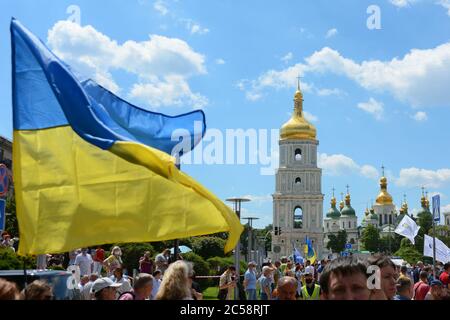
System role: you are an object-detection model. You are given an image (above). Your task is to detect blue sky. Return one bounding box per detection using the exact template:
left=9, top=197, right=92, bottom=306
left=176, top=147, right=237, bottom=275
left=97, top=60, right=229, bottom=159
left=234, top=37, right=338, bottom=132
left=2, top=0, right=450, bottom=228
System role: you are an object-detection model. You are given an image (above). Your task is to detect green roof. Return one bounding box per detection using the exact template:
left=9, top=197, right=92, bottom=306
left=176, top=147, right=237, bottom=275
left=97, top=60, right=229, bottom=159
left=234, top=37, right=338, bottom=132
left=341, top=205, right=356, bottom=216
left=327, top=206, right=341, bottom=219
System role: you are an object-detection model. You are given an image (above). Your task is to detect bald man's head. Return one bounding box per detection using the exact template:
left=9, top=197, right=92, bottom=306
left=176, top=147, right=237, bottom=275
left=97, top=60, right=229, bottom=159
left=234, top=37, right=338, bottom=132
left=277, top=276, right=298, bottom=300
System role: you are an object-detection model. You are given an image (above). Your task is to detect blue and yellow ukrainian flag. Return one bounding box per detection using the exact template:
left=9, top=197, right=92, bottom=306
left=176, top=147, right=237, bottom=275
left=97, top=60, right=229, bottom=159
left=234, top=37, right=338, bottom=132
left=11, top=19, right=243, bottom=255
left=303, top=236, right=317, bottom=264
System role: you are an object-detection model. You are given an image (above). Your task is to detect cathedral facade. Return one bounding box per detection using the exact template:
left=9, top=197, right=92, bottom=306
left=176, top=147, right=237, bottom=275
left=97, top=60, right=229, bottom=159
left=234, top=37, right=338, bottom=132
left=270, top=83, right=324, bottom=261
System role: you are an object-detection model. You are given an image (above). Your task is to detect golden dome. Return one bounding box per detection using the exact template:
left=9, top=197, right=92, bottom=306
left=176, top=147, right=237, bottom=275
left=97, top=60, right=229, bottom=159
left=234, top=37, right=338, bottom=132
left=280, top=84, right=316, bottom=141
left=376, top=176, right=393, bottom=205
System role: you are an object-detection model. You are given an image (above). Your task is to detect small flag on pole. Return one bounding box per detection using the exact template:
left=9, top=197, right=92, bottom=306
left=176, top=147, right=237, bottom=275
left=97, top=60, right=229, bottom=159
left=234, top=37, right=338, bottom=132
left=432, top=195, right=440, bottom=223
left=394, top=215, right=420, bottom=245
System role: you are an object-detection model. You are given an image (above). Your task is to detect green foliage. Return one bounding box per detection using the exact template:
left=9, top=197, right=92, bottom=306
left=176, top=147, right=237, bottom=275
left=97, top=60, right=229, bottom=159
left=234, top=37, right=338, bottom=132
left=4, top=195, right=18, bottom=237
left=394, top=239, right=423, bottom=264
left=182, top=252, right=210, bottom=276
left=361, top=224, right=380, bottom=252
left=378, top=233, right=402, bottom=254
left=191, top=236, right=227, bottom=259
left=206, top=256, right=246, bottom=275
left=182, top=252, right=211, bottom=290
left=0, top=248, right=35, bottom=270
left=113, top=243, right=154, bottom=272
left=417, top=211, right=433, bottom=235
left=429, top=226, right=450, bottom=248
left=326, top=230, right=348, bottom=253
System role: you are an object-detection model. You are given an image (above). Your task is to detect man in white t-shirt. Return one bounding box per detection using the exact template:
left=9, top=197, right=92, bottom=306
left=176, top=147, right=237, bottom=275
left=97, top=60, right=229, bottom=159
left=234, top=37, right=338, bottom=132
left=155, top=249, right=171, bottom=275
left=75, top=248, right=93, bottom=276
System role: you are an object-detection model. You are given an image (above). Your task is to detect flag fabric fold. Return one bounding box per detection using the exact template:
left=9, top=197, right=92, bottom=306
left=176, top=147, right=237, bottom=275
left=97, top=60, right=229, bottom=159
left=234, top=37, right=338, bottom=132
left=293, top=247, right=304, bottom=264
left=394, top=215, right=420, bottom=245
left=11, top=18, right=243, bottom=255
left=423, top=234, right=450, bottom=263
left=304, top=236, right=317, bottom=264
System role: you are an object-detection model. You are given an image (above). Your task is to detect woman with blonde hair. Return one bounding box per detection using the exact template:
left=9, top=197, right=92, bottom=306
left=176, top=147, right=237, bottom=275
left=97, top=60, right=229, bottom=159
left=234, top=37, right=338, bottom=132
left=103, top=246, right=123, bottom=276
left=155, top=260, right=194, bottom=300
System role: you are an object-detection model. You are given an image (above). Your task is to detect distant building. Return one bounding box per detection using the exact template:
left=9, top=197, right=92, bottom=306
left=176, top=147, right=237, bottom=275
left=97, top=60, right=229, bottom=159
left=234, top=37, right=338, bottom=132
left=323, top=188, right=359, bottom=256
left=444, top=212, right=450, bottom=227
left=0, top=135, right=13, bottom=198
left=270, top=81, right=324, bottom=261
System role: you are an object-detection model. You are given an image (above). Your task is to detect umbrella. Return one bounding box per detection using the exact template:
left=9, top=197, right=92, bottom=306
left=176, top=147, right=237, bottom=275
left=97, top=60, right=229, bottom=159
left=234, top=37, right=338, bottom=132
left=170, top=245, right=192, bottom=254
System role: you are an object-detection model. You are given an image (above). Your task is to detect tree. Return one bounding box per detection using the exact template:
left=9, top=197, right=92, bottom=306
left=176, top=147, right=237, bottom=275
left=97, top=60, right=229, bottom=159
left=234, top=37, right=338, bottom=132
left=378, top=234, right=402, bottom=254
left=417, top=211, right=433, bottom=236
left=326, top=230, right=347, bottom=253
left=113, top=243, right=154, bottom=272
left=0, top=248, right=35, bottom=270
left=191, top=236, right=227, bottom=259
left=394, top=238, right=423, bottom=264
left=429, top=225, right=450, bottom=248
left=4, top=194, right=18, bottom=237
left=182, top=252, right=211, bottom=290
left=361, top=224, right=380, bottom=252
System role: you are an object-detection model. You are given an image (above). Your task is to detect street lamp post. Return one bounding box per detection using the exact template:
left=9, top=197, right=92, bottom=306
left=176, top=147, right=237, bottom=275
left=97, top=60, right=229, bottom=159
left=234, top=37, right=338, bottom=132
left=226, top=197, right=250, bottom=300
left=241, top=217, right=259, bottom=263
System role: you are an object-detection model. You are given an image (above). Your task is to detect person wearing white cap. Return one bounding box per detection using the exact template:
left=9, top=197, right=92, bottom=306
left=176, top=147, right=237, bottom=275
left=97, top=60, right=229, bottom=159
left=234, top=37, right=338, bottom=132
left=299, top=269, right=320, bottom=300
left=90, top=277, right=122, bottom=300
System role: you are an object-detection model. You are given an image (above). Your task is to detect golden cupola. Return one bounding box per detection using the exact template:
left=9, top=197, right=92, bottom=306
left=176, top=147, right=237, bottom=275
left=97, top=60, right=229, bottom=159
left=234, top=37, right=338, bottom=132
left=280, top=80, right=317, bottom=141
left=376, top=175, right=393, bottom=205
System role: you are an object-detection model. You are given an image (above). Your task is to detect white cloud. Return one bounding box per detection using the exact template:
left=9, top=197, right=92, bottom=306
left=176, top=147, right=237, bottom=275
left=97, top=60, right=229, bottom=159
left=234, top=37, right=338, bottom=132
left=129, top=75, right=208, bottom=108
left=215, top=58, right=226, bottom=65
left=395, top=167, right=450, bottom=188
left=243, top=44, right=450, bottom=108
left=318, top=153, right=379, bottom=179
left=316, top=88, right=344, bottom=96
left=325, top=28, right=338, bottom=39
left=242, top=194, right=272, bottom=204
left=281, top=52, right=293, bottom=63
left=438, top=0, right=450, bottom=16
left=181, top=19, right=209, bottom=35
left=357, top=98, right=384, bottom=120
left=412, top=111, right=428, bottom=121
left=47, top=21, right=207, bottom=109
left=154, top=0, right=169, bottom=15
left=389, top=0, right=416, bottom=7
left=360, top=165, right=380, bottom=180
left=303, top=111, right=318, bottom=123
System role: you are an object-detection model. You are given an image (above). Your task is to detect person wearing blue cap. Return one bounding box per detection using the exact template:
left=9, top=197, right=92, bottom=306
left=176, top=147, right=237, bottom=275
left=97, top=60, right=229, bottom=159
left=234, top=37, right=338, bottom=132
left=424, top=280, right=443, bottom=300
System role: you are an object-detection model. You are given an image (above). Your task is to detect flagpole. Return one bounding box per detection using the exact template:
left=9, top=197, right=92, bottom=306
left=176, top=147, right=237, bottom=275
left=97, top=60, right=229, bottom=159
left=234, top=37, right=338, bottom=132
left=432, top=216, right=436, bottom=278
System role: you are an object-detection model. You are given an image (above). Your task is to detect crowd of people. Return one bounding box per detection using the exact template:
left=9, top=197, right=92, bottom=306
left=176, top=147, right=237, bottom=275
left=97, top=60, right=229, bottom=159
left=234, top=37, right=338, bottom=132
left=0, top=246, right=203, bottom=300
left=0, top=242, right=449, bottom=300
left=219, top=256, right=450, bottom=300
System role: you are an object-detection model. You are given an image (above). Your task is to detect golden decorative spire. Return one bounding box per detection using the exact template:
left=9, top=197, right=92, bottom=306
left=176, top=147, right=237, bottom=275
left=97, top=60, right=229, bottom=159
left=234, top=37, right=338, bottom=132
left=330, top=187, right=337, bottom=207
left=376, top=165, right=393, bottom=205
left=280, top=77, right=316, bottom=141
left=420, top=187, right=427, bottom=208
left=402, top=194, right=408, bottom=211
left=339, top=192, right=345, bottom=210
left=345, top=185, right=351, bottom=205
left=425, top=191, right=430, bottom=209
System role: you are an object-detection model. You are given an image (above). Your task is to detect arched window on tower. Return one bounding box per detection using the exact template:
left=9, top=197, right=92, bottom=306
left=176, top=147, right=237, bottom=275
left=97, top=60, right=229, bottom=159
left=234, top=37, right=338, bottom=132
left=350, top=238, right=355, bottom=244
left=348, top=221, right=351, bottom=228
left=295, top=149, right=302, bottom=161
left=295, top=177, right=301, bottom=184
left=294, top=207, right=303, bottom=229
left=389, top=215, right=392, bottom=225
